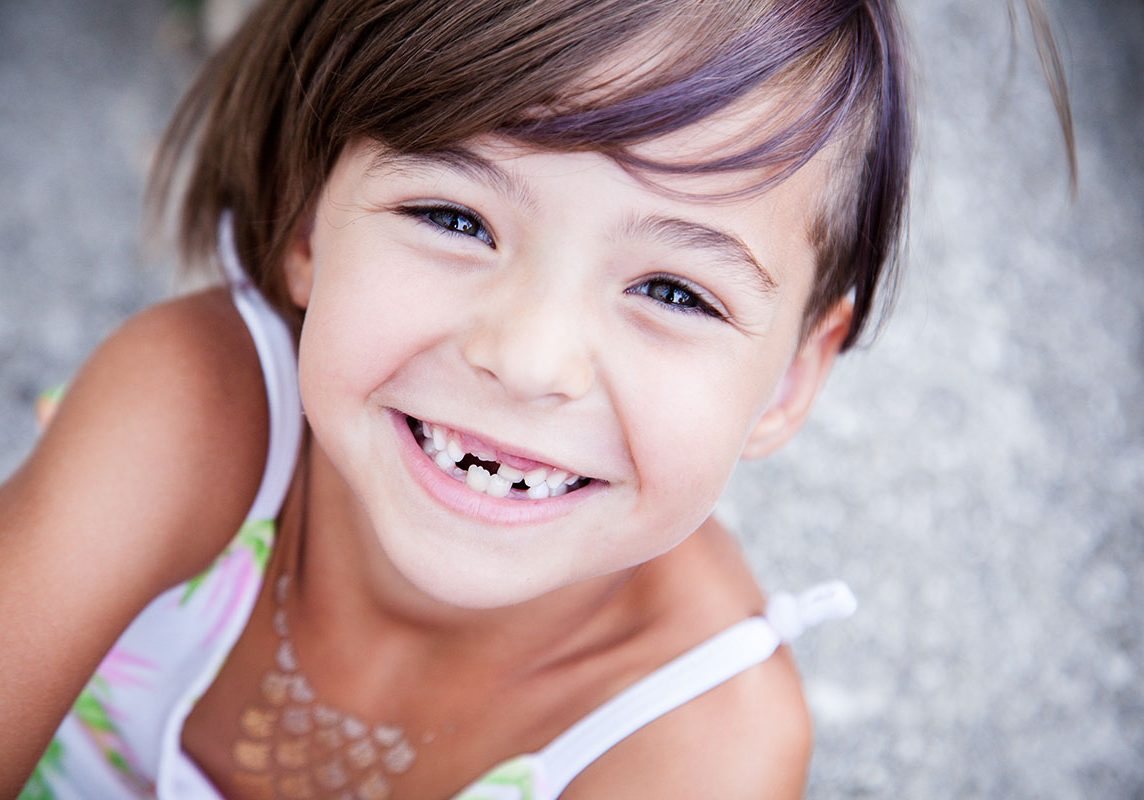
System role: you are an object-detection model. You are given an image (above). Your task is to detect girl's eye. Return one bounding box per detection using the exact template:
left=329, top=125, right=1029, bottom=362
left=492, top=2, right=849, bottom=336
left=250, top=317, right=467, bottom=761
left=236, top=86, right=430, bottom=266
left=628, top=276, right=725, bottom=319
left=400, top=204, right=495, bottom=248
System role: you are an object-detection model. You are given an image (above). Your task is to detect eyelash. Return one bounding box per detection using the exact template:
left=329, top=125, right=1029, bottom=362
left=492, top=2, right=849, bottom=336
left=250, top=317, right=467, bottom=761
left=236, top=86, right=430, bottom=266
left=397, top=205, right=724, bottom=320
left=627, top=275, right=725, bottom=320
left=398, top=203, right=496, bottom=248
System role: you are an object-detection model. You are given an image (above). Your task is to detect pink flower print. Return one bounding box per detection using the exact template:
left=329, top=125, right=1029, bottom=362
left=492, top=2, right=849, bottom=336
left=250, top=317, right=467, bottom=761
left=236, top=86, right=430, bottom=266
left=178, top=519, right=274, bottom=646
left=98, top=648, right=159, bottom=692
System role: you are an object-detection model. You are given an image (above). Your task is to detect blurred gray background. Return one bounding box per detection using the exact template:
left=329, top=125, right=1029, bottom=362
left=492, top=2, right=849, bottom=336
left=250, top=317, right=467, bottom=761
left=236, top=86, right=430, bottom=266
left=1, top=0, right=1141, bottom=797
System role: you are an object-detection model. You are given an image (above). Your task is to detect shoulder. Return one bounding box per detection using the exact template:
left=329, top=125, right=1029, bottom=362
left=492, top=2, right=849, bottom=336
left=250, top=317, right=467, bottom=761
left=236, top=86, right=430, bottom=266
left=0, top=288, right=274, bottom=792
left=8, top=287, right=271, bottom=589
left=563, top=522, right=813, bottom=799
left=564, top=642, right=812, bottom=800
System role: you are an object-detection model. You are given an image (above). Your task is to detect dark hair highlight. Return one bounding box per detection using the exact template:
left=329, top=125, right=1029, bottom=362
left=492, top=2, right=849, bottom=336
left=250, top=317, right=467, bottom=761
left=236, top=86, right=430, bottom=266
left=150, top=0, right=1071, bottom=349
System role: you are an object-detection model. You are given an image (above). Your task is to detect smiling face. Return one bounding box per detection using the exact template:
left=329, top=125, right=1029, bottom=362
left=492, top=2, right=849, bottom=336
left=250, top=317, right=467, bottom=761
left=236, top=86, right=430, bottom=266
left=284, top=134, right=850, bottom=609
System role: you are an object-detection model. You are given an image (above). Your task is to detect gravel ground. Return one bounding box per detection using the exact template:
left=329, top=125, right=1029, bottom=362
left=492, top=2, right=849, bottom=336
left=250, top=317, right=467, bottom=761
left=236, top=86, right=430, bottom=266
left=1, top=1, right=1141, bottom=797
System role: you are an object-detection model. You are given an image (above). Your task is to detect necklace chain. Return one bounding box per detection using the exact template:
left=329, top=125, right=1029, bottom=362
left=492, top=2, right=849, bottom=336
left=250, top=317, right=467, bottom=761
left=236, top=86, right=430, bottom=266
left=229, top=574, right=417, bottom=800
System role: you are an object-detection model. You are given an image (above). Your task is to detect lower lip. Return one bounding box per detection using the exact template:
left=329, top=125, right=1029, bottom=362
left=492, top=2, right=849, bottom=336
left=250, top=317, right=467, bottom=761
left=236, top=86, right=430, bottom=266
left=388, top=409, right=601, bottom=526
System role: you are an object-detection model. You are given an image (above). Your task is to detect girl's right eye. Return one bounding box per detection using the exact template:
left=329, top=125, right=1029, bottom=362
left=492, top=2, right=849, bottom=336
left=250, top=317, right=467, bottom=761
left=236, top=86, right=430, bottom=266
left=399, top=204, right=496, bottom=248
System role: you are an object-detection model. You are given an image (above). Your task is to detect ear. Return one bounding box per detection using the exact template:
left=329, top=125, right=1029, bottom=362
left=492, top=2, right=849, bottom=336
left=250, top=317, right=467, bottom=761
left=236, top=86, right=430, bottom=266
left=283, top=210, right=316, bottom=309
left=742, top=299, right=853, bottom=460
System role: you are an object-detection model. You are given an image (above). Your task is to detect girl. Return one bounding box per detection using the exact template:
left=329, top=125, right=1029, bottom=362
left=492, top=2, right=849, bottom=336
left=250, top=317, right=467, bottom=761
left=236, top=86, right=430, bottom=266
left=1, top=1, right=1069, bottom=798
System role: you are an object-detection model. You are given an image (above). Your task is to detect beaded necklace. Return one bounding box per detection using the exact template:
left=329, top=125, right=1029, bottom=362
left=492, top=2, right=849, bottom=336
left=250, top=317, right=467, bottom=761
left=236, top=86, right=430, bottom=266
left=229, top=443, right=418, bottom=800
left=229, top=571, right=418, bottom=799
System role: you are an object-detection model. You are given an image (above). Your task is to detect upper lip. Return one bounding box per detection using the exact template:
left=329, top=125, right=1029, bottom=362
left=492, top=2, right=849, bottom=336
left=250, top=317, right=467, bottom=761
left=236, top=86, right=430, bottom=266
left=401, top=410, right=597, bottom=480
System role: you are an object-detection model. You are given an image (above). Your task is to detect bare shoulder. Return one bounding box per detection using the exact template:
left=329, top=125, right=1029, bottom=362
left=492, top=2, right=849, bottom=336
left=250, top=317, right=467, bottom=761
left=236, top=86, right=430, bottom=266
left=564, top=644, right=812, bottom=800
left=0, top=288, right=272, bottom=792
left=5, top=286, right=270, bottom=588
left=564, top=522, right=813, bottom=799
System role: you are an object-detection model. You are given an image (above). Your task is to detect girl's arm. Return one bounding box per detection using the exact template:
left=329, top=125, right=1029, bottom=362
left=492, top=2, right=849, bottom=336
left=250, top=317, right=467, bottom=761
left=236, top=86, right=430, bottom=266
left=0, top=289, right=269, bottom=795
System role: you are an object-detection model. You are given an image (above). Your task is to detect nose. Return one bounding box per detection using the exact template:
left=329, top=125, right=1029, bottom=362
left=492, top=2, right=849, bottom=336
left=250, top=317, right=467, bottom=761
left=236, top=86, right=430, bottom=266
left=461, top=285, right=595, bottom=403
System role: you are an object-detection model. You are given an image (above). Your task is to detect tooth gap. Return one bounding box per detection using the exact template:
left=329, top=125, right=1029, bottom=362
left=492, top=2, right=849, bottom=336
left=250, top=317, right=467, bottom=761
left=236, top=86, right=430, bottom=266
left=458, top=453, right=500, bottom=473
left=410, top=416, right=595, bottom=496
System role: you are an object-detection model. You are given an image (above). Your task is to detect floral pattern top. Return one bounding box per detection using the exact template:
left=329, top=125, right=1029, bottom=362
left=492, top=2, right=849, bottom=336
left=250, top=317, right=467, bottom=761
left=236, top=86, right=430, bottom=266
left=20, top=512, right=551, bottom=800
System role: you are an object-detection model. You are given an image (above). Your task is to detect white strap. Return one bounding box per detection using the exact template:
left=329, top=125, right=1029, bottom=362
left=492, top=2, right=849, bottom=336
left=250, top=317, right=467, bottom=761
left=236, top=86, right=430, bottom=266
left=537, top=582, right=856, bottom=798
left=218, top=211, right=303, bottom=522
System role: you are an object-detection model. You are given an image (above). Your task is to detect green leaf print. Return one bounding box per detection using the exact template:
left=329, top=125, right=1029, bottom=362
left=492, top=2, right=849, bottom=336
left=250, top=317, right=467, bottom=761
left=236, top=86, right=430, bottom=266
left=18, top=773, right=52, bottom=800
left=108, top=750, right=131, bottom=776
left=41, top=738, right=63, bottom=770
left=38, top=384, right=66, bottom=404
left=236, top=519, right=274, bottom=571
left=74, top=688, right=116, bottom=733
left=180, top=518, right=275, bottom=605
left=20, top=739, right=63, bottom=800
left=454, top=755, right=536, bottom=800
left=179, top=568, right=210, bottom=605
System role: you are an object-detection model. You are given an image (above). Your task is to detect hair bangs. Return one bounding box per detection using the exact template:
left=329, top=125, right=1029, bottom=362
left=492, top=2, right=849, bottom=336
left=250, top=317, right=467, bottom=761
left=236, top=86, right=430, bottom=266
left=504, top=2, right=873, bottom=187
left=153, top=0, right=914, bottom=345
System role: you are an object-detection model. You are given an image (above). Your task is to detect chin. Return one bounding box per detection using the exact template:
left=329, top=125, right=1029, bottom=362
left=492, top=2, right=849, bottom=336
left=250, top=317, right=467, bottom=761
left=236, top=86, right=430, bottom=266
left=380, top=530, right=556, bottom=611
left=406, top=564, right=551, bottom=611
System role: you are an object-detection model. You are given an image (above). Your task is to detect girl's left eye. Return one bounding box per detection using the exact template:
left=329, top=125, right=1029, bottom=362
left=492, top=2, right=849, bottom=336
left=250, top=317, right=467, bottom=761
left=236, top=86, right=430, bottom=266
left=400, top=204, right=495, bottom=248
left=627, top=276, right=725, bottom=320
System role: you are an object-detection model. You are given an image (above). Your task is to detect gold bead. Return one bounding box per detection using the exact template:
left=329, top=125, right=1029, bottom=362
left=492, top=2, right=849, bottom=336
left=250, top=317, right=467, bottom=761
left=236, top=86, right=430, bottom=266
left=260, top=671, right=291, bottom=707
left=274, top=738, right=310, bottom=770
left=315, top=727, right=343, bottom=751
left=384, top=740, right=416, bottom=774
left=357, top=771, right=392, bottom=800
left=232, top=739, right=272, bottom=772
left=232, top=771, right=274, bottom=800
left=239, top=706, right=277, bottom=739
left=315, top=758, right=349, bottom=790
left=346, top=738, right=379, bottom=770
left=277, top=772, right=315, bottom=799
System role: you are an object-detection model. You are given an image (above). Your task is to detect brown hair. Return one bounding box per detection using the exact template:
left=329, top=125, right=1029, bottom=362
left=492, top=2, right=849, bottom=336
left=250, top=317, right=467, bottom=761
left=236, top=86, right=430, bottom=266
left=150, top=0, right=1072, bottom=348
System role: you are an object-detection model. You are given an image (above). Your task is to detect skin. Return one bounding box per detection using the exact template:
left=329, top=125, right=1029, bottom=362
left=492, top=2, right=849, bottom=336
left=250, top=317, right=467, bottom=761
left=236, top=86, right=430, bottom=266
left=0, top=117, right=851, bottom=797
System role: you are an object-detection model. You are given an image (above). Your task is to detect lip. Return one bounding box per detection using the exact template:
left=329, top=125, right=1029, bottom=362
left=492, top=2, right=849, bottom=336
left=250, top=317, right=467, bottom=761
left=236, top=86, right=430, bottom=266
left=388, top=409, right=603, bottom=526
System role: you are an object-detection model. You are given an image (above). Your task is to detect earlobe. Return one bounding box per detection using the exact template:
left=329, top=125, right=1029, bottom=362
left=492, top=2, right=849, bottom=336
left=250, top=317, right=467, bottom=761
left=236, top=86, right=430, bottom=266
left=741, top=300, right=853, bottom=460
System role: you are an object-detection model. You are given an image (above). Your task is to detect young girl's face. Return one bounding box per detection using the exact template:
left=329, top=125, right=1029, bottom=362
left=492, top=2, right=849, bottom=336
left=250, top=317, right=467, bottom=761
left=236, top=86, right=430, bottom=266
left=286, top=129, right=844, bottom=609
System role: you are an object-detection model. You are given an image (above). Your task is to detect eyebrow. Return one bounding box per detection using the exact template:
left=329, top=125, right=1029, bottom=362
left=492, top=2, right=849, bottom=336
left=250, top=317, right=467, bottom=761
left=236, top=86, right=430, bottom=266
left=619, top=215, right=778, bottom=296
left=368, top=147, right=539, bottom=213
left=369, top=147, right=777, bottom=295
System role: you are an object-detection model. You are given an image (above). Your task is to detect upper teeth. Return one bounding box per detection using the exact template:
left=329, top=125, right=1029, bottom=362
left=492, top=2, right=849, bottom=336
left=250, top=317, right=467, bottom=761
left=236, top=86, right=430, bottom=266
left=416, top=420, right=583, bottom=500
left=497, top=464, right=524, bottom=484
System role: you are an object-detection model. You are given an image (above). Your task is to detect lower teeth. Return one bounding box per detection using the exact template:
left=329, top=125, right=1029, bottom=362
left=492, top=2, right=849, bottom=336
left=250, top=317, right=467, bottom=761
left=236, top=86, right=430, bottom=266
left=410, top=417, right=587, bottom=500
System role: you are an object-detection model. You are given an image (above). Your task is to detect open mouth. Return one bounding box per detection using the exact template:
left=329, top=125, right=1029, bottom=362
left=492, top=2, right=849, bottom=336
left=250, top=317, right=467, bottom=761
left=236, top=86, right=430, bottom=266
left=406, top=415, right=593, bottom=501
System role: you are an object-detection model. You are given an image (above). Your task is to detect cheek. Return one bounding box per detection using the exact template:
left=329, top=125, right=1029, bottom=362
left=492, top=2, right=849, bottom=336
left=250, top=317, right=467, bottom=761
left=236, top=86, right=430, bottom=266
left=299, top=232, right=450, bottom=394
left=295, top=281, right=427, bottom=464
left=621, top=342, right=788, bottom=518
